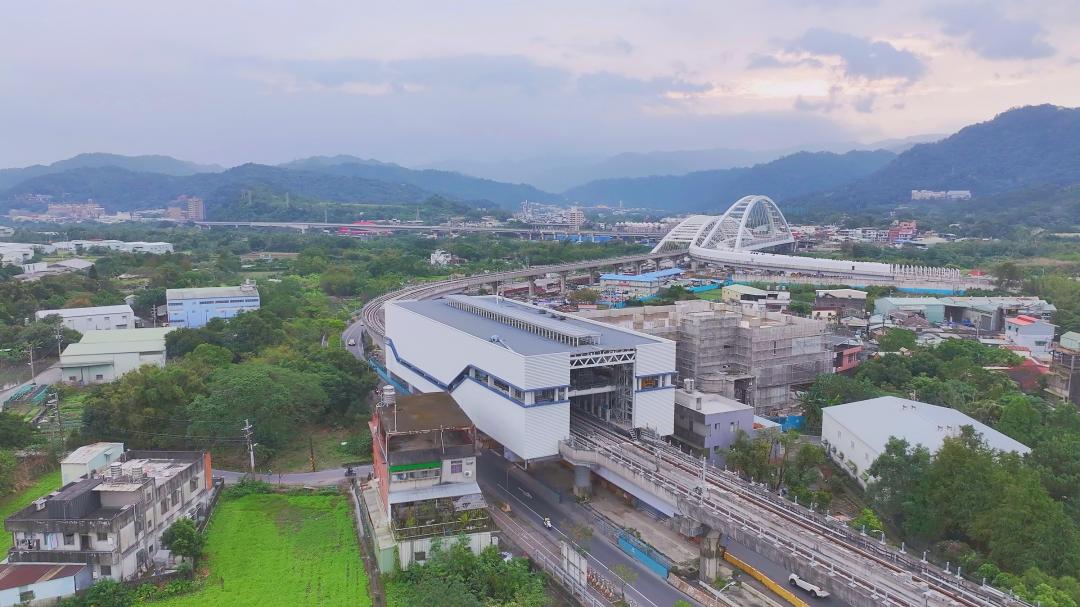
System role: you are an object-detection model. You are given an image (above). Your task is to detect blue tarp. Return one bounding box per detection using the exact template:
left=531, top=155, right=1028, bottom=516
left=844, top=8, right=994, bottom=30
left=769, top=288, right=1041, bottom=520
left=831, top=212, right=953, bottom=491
left=617, top=534, right=670, bottom=578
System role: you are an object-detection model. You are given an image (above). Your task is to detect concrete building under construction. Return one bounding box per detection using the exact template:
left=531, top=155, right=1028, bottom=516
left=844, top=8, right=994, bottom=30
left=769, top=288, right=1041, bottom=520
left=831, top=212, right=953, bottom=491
left=578, top=300, right=832, bottom=413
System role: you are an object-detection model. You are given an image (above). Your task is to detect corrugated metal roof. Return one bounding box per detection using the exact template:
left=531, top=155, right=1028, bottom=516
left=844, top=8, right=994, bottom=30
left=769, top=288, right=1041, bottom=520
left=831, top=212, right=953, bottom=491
left=599, top=268, right=683, bottom=282
left=388, top=481, right=482, bottom=504
left=166, top=285, right=259, bottom=300
left=62, top=442, right=124, bottom=465
left=78, top=328, right=174, bottom=344
left=823, top=396, right=1030, bottom=455
left=0, top=563, right=87, bottom=591
left=62, top=340, right=165, bottom=356
left=35, top=304, right=133, bottom=318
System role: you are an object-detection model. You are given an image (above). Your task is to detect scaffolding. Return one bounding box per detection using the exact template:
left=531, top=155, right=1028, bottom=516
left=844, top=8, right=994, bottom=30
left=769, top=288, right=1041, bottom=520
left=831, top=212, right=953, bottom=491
left=579, top=300, right=833, bottom=414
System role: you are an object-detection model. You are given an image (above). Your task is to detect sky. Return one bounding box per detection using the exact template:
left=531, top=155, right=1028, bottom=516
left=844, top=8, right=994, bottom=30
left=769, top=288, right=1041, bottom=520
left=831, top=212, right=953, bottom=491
left=3, top=0, right=1080, bottom=169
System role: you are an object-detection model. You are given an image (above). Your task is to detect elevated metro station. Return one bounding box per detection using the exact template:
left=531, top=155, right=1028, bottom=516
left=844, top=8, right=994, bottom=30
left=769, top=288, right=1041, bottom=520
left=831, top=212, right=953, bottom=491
left=384, top=295, right=676, bottom=460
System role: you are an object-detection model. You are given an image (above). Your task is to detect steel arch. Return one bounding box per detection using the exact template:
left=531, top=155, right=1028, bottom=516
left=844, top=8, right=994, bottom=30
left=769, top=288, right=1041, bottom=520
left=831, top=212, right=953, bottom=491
left=652, top=195, right=793, bottom=253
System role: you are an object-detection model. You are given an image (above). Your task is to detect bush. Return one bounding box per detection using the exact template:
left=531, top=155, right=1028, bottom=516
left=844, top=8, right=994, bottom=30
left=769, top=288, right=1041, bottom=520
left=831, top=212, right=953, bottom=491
left=222, top=478, right=273, bottom=499
left=162, top=518, right=204, bottom=560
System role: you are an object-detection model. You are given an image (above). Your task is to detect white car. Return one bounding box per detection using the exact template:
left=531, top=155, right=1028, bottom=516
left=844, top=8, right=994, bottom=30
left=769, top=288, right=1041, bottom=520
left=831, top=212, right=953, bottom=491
left=347, top=338, right=357, bottom=346
left=499, top=551, right=513, bottom=563
left=789, top=573, right=830, bottom=598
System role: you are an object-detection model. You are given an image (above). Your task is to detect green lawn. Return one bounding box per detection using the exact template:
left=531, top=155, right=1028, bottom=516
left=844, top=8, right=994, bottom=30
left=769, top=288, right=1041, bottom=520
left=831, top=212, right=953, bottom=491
left=0, top=470, right=62, bottom=553
left=154, top=492, right=370, bottom=607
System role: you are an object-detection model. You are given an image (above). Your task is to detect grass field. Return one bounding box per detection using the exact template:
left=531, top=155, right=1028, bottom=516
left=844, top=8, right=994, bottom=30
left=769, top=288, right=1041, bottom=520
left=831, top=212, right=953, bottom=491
left=154, top=491, right=370, bottom=607
left=0, top=470, right=62, bottom=553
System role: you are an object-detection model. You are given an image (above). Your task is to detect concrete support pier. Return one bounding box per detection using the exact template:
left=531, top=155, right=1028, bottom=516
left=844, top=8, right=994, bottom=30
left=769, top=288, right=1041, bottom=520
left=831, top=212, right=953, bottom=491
left=572, top=465, right=593, bottom=498
left=699, top=529, right=723, bottom=583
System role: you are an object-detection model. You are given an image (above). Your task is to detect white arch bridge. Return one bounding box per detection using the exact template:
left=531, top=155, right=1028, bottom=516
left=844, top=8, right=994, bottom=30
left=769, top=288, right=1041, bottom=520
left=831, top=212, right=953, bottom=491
left=655, top=195, right=963, bottom=282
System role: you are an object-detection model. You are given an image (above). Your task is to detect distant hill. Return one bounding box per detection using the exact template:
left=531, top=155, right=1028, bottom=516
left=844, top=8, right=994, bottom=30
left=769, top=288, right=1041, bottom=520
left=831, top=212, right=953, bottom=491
left=790, top=105, right=1080, bottom=214
left=281, top=155, right=561, bottom=207
left=0, top=153, right=222, bottom=190
left=563, top=150, right=897, bottom=212
left=0, top=164, right=433, bottom=214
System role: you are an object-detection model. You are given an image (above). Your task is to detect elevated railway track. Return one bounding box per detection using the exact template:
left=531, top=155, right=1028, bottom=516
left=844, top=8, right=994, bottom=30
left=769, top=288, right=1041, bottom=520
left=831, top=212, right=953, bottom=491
left=568, top=413, right=1030, bottom=607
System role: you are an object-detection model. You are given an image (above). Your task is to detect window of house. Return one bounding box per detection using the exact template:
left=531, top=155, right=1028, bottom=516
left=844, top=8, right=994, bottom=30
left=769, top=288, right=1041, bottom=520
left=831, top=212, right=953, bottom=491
left=63, top=533, right=74, bottom=545
left=97, top=532, right=108, bottom=542
left=159, top=500, right=167, bottom=514
left=190, top=477, right=198, bottom=492
left=69, top=376, right=77, bottom=382
left=95, top=374, right=104, bottom=380
left=451, top=460, right=463, bottom=474
left=18, top=590, right=33, bottom=602
left=100, top=565, right=112, bottom=577
left=730, top=422, right=736, bottom=434
left=172, top=489, right=181, bottom=505
left=414, top=551, right=426, bottom=562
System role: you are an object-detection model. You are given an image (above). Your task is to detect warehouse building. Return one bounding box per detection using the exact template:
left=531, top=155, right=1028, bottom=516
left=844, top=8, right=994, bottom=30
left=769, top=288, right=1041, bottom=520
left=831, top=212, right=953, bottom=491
left=35, top=304, right=135, bottom=332
left=60, top=328, right=173, bottom=384
left=874, top=296, right=1056, bottom=332
left=579, top=300, right=832, bottom=413
left=599, top=268, right=684, bottom=299
left=822, top=396, right=1030, bottom=487
left=385, top=295, right=676, bottom=460
left=165, top=281, right=260, bottom=328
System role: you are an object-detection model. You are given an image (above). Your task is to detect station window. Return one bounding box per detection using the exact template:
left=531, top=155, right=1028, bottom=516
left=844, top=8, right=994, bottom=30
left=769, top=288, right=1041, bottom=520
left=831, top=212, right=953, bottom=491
left=534, top=389, right=556, bottom=404
left=640, top=376, right=659, bottom=389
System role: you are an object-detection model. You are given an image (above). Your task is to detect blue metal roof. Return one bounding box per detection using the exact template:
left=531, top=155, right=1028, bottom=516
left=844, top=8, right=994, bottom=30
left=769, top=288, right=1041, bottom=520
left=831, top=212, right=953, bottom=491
left=599, top=268, right=684, bottom=282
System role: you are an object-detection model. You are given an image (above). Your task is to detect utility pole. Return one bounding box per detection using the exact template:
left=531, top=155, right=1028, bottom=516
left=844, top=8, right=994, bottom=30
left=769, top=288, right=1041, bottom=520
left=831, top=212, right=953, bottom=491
left=27, top=342, right=35, bottom=380
left=54, top=325, right=63, bottom=359
left=309, top=435, right=316, bottom=472
left=242, top=419, right=256, bottom=474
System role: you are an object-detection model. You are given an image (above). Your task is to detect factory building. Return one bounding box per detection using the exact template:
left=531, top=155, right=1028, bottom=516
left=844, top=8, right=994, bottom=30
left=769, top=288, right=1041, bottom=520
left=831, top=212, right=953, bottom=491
left=578, top=300, right=832, bottom=413
left=165, top=281, right=260, bottom=329
left=384, top=295, right=676, bottom=460
left=35, top=305, right=135, bottom=332
left=599, top=268, right=684, bottom=299
left=822, top=397, right=1030, bottom=487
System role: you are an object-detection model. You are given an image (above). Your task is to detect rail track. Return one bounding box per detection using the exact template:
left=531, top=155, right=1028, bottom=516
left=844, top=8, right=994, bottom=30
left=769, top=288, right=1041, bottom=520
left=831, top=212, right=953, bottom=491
left=569, top=413, right=1029, bottom=607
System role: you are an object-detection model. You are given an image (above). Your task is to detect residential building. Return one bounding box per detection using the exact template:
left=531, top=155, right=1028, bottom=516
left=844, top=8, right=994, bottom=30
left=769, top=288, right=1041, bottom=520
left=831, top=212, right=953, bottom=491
left=1048, top=331, right=1080, bottom=405
left=599, top=268, right=684, bottom=299
left=887, top=221, right=918, bottom=244
left=813, top=289, right=867, bottom=317
left=429, top=249, right=452, bottom=266
left=578, top=300, right=832, bottom=413
left=719, top=284, right=790, bottom=314
left=5, top=448, right=213, bottom=582
left=164, top=207, right=185, bottom=220
left=61, top=443, right=125, bottom=486
left=46, top=203, right=105, bottom=220
left=672, top=383, right=753, bottom=466
left=165, top=281, right=260, bottom=328
left=385, top=295, right=676, bottom=459
left=0, top=563, right=91, bottom=605
left=362, top=389, right=494, bottom=571
left=35, top=305, right=135, bottom=332
left=566, top=207, right=586, bottom=226
left=830, top=337, right=863, bottom=373
left=183, top=197, right=205, bottom=222
left=1004, top=315, right=1056, bottom=359
left=0, top=243, right=41, bottom=265
left=51, top=240, right=174, bottom=255
left=822, top=396, right=1029, bottom=487
left=60, top=328, right=174, bottom=384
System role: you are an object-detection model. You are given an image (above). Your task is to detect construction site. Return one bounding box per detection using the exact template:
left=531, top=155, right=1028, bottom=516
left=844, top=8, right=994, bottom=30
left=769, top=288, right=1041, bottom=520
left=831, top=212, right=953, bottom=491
left=578, top=300, right=832, bottom=413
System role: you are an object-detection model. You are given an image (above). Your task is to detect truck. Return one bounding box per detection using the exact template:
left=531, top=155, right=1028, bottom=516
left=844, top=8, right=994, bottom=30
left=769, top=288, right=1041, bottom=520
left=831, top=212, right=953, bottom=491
left=789, top=573, right=830, bottom=599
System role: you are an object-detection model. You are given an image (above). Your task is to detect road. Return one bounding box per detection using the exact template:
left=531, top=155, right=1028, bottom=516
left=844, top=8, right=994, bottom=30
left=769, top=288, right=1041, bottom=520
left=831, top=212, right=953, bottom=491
left=214, top=464, right=372, bottom=487
left=0, top=364, right=60, bottom=405
left=477, top=449, right=698, bottom=607
left=341, top=318, right=366, bottom=359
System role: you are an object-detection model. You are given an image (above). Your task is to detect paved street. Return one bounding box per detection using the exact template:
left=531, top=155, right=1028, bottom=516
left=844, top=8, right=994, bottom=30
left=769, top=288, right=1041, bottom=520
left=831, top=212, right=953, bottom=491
left=0, top=364, right=60, bottom=404
left=341, top=318, right=366, bottom=360
left=214, top=464, right=372, bottom=487
left=477, top=449, right=699, bottom=607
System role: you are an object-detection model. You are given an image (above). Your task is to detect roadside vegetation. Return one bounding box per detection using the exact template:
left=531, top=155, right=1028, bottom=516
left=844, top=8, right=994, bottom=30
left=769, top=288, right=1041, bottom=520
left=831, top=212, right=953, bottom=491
left=800, top=338, right=1080, bottom=606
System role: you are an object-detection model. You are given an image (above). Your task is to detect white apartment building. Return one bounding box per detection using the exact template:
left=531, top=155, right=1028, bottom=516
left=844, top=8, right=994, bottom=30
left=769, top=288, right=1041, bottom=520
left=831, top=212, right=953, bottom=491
left=1004, top=315, right=1057, bottom=359
left=385, top=295, right=676, bottom=459
left=35, top=305, right=135, bottom=332
left=52, top=240, right=174, bottom=255
left=5, top=448, right=213, bottom=582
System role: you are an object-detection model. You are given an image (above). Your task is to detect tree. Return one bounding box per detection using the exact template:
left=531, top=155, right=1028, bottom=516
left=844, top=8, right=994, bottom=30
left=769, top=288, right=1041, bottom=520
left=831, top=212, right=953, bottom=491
left=0, top=451, right=17, bottom=496
left=568, top=288, right=599, bottom=304
left=611, top=563, right=639, bottom=601
left=849, top=508, right=884, bottom=534
left=81, top=579, right=134, bottom=607
left=0, top=412, right=36, bottom=449
left=877, top=328, right=916, bottom=352
left=866, top=438, right=933, bottom=537
left=162, top=518, right=204, bottom=560
left=727, top=429, right=773, bottom=484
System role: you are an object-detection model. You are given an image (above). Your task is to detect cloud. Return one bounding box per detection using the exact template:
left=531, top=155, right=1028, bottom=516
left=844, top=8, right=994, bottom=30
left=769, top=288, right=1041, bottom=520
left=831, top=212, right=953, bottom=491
left=785, top=28, right=926, bottom=82
left=576, top=71, right=713, bottom=97
left=747, top=54, right=824, bottom=70
left=930, top=3, right=1055, bottom=60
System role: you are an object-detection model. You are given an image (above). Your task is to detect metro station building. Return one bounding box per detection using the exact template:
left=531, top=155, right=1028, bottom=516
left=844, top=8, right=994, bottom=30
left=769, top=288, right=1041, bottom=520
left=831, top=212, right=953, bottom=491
left=384, top=295, right=676, bottom=459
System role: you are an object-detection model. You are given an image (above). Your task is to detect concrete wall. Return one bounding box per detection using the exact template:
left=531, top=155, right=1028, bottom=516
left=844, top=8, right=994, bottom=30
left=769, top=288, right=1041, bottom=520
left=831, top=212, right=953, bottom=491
left=821, top=410, right=879, bottom=487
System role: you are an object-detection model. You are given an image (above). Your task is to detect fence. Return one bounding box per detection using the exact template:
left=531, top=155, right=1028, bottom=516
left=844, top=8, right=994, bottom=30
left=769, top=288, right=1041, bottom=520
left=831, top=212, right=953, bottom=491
left=616, top=534, right=671, bottom=578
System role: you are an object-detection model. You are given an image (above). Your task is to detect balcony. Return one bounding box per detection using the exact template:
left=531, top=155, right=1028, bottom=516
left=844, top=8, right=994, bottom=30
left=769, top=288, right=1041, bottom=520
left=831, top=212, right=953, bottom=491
left=7, top=548, right=118, bottom=566
left=391, top=508, right=493, bottom=541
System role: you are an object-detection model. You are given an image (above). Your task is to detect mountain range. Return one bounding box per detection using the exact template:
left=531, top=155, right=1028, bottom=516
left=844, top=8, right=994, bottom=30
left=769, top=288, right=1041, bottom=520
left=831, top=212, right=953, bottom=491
left=1, top=105, right=1078, bottom=225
